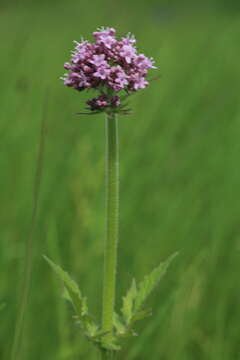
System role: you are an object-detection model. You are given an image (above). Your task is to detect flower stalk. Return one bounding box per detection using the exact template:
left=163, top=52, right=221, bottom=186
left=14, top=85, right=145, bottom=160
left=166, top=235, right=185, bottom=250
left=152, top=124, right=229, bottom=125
left=101, top=112, right=119, bottom=356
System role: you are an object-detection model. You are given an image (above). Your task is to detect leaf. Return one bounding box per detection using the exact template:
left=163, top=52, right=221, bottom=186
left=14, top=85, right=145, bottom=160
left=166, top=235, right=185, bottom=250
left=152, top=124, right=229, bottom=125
left=113, top=312, right=127, bottom=335
left=121, top=278, right=137, bottom=325
left=131, top=309, right=152, bottom=323
left=134, top=252, right=178, bottom=312
left=103, top=340, right=121, bottom=351
left=62, top=287, right=71, bottom=302
left=85, top=321, right=99, bottom=338
left=91, top=330, right=110, bottom=340
left=44, top=256, right=87, bottom=317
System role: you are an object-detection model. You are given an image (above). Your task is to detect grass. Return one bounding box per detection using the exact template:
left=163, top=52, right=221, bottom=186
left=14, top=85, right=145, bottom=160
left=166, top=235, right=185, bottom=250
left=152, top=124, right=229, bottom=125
left=1, top=1, right=240, bottom=359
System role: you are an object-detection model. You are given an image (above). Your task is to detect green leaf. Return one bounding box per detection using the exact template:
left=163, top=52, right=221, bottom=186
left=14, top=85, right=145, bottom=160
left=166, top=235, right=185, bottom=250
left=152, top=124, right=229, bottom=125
left=44, top=256, right=119, bottom=350
left=113, top=312, right=127, bottom=335
left=85, top=321, right=99, bottom=338
left=121, top=278, right=137, bottom=325
left=91, top=330, right=110, bottom=340
left=44, top=255, right=87, bottom=317
left=103, top=340, right=121, bottom=351
left=134, top=252, right=178, bottom=312
left=131, top=309, right=152, bottom=323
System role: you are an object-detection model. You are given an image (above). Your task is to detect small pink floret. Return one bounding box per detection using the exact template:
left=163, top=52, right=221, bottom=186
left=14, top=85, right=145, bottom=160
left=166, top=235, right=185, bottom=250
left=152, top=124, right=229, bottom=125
left=93, top=66, right=110, bottom=80
left=119, top=44, right=136, bottom=64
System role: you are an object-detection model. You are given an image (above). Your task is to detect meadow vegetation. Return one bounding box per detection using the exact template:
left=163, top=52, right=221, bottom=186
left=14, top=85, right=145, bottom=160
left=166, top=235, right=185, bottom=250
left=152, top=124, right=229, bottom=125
left=1, top=1, right=240, bottom=359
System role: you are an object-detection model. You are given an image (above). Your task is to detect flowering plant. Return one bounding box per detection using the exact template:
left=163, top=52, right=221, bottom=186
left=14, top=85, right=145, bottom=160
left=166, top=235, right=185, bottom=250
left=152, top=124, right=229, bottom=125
left=46, top=27, right=177, bottom=360
left=62, top=27, right=156, bottom=114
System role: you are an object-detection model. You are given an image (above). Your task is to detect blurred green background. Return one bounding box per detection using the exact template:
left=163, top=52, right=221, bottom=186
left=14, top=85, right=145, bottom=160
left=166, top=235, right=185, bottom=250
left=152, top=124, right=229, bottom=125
left=1, top=0, right=240, bottom=359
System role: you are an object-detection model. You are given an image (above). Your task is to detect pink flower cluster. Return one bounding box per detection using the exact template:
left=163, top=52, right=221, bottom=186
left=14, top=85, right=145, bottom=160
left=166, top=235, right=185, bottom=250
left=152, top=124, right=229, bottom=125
left=62, top=27, right=156, bottom=112
left=86, top=95, right=120, bottom=111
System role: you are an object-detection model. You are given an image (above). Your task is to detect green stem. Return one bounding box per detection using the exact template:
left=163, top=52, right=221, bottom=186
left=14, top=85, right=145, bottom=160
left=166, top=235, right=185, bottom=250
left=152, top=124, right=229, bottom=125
left=100, top=350, right=111, bottom=360
left=101, top=112, right=119, bottom=353
left=101, top=350, right=116, bottom=360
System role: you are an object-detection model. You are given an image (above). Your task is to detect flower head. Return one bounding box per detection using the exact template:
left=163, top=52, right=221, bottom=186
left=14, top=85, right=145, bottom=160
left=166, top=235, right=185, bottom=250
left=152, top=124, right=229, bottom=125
left=61, top=27, right=157, bottom=114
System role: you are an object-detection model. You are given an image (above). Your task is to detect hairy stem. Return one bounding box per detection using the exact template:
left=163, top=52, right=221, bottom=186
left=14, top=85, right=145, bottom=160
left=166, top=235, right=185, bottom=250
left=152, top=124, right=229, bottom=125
left=101, top=112, right=119, bottom=353
left=101, top=350, right=116, bottom=360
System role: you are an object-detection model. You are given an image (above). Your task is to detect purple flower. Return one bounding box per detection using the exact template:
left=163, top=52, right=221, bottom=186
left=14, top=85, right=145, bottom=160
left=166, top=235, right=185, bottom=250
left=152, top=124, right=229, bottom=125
left=93, top=27, right=117, bottom=49
left=108, top=66, right=129, bottom=91
left=134, top=54, right=156, bottom=71
left=72, top=41, right=94, bottom=63
left=61, top=27, right=157, bottom=112
left=119, top=44, right=136, bottom=64
left=121, top=34, right=136, bottom=46
left=93, top=65, right=111, bottom=80
left=101, top=35, right=116, bottom=49
left=130, top=74, right=149, bottom=90
left=90, top=54, right=107, bottom=67
left=86, top=95, right=121, bottom=111
left=111, top=96, right=121, bottom=108
left=93, top=27, right=116, bottom=40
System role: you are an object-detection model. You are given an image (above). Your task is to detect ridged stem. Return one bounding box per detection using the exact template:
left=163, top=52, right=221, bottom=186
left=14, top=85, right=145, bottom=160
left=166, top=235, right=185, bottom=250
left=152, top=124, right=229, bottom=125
left=101, top=112, right=119, bottom=357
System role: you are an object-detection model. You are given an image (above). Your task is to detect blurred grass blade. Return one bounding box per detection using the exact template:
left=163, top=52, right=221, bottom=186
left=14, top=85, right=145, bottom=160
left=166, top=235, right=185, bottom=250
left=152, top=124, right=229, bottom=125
left=11, top=93, right=48, bottom=360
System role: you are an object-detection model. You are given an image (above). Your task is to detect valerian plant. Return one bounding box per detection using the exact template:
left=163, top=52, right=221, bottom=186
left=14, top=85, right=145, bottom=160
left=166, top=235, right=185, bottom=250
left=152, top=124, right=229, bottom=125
left=45, top=27, right=178, bottom=359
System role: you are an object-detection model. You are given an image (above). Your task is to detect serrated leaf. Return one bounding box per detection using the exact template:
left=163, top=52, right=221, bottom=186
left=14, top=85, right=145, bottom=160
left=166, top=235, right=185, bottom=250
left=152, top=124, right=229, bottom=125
left=121, top=278, right=137, bottom=325
left=130, top=309, right=152, bottom=323
left=134, top=252, right=178, bottom=312
left=103, top=340, right=121, bottom=351
left=85, top=321, right=99, bottom=338
left=91, top=330, right=109, bottom=340
left=62, top=287, right=71, bottom=302
left=113, top=312, right=127, bottom=335
left=44, top=255, right=87, bottom=317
